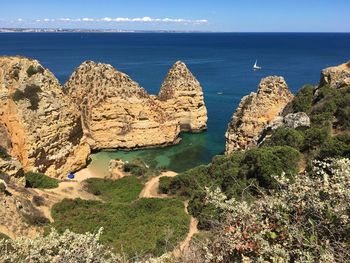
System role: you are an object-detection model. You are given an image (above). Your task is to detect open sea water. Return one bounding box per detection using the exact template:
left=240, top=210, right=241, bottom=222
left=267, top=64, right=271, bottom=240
left=1, top=33, right=350, bottom=174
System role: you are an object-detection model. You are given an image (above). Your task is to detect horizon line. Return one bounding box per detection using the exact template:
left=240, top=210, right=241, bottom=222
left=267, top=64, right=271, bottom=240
left=0, top=28, right=350, bottom=34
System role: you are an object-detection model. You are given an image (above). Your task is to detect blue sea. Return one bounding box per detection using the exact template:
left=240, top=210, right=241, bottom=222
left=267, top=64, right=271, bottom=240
left=1, top=33, right=350, bottom=173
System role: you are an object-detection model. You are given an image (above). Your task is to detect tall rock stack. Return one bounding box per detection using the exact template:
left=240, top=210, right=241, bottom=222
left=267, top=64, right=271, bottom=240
left=0, top=56, right=90, bottom=178
left=64, top=61, right=180, bottom=149
left=157, top=61, right=208, bottom=132
left=225, top=76, right=293, bottom=154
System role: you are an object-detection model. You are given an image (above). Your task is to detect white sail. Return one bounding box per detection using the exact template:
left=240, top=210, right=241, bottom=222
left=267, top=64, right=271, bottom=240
left=253, top=59, right=261, bottom=70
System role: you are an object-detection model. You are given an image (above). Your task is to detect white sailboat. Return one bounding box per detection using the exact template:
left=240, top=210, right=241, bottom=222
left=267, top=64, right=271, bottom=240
left=253, top=60, right=262, bottom=71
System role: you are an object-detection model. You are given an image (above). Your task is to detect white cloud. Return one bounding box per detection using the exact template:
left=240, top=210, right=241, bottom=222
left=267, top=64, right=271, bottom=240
left=28, top=16, right=208, bottom=24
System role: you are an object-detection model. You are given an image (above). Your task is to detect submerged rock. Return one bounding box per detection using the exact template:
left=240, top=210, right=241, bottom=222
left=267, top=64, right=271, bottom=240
left=64, top=61, right=180, bottom=150
left=0, top=56, right=90, bottom=178
left=320, top=61, right=350, bottom=89
left=157, top=61, right=208, bottom=132
left=225, top=76, right=293, bottom=154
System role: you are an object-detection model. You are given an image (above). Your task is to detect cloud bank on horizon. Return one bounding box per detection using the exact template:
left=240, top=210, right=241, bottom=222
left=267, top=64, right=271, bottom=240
left=1, top=17, right=208, bottom=29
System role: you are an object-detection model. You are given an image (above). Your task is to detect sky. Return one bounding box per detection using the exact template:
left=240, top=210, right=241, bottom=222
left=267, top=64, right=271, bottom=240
left=0, top=0, right=349, bottom=32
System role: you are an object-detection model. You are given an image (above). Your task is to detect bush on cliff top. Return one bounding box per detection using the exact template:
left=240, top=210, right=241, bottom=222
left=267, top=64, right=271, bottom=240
left=26, top=65, right=44, bottom=77
left=25, top=172, right=59, bottom=189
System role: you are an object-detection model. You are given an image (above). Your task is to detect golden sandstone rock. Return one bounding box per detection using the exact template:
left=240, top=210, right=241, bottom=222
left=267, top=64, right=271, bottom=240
left=0, top=56, right=90, bottom=178
left=320, top=61, right=350, bottom=89
left=225, top=76, right=293, bottom=154
left=64, top=60, right=207, bottom=150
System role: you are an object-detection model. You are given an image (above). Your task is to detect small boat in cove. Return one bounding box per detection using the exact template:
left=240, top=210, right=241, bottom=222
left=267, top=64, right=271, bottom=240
left=253, top=60, right=262, bottom=71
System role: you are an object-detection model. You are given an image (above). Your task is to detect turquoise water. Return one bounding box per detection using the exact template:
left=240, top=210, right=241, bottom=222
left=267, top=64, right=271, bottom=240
left=1, top=33, right=350, bottom=173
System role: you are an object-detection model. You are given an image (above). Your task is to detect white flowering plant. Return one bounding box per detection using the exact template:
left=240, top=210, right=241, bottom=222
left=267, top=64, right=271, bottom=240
left=0, top=228, right=122, bottom=263
left=196, top=158, right=350, bottom=263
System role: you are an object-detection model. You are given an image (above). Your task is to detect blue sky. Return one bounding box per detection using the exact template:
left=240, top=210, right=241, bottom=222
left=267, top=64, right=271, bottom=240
left=0, top=0, right=349, bottom=32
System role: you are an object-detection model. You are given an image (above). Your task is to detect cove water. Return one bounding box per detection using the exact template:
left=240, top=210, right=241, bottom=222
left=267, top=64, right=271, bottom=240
left=1, top=33, right=350, bottom=174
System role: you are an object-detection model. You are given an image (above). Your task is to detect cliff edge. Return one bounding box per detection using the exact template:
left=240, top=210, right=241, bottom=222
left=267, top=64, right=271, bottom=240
left=0, top=56, right=90, bottom=178
left=225, top=76, right=293, bottom=154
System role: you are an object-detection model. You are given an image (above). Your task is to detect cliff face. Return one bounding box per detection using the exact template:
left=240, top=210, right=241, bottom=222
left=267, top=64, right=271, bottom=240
left=64, top=61, right=180, bottom=149
left=0, top=56, right=90, bottom=178
left=320, top=61, right=350, bottom=89
left=225, top=76, right=293, bottom=154
left=157, top=61, right=208, bottom=132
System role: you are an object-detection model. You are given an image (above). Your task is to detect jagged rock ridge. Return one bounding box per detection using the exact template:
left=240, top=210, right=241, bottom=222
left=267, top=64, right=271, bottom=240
left=64, top=61, right=180, bottom=149
left=225, top=76, right=293, bottom=154
left=0, top=56, right=90, bottom=178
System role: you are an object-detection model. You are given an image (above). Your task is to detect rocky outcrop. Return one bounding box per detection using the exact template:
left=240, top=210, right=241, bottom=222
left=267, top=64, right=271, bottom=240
left=320, top=61, right=350, bottom=89
left=157, top=61, right=207, bottom=132
left=64, top=61, right=180, bottom=150
left=0, top=56, right=90, bottom=178
left=225, top=76, right=293, bottom=154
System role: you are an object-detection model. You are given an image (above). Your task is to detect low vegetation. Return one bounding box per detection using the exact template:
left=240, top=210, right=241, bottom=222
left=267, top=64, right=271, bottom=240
left=189, top=158, right=350, bottom=262
left=0, top=228, right=121, bottom=263
left=51, top=176, right=190, bottom=258
left=11, top=84, right=42, bottom=110
left=0, top=146, right=11, bottom=161
left=0, top=233, right=9, bottom=240
left=25, top=172, right=59, bottom=189
left=160, top=146, right=301, bottom=229
left=26, top=65, right=44, bottom=77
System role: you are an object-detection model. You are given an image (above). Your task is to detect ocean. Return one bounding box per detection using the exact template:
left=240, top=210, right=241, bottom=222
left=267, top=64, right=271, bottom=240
left=1, top=33, right=350, bottom=173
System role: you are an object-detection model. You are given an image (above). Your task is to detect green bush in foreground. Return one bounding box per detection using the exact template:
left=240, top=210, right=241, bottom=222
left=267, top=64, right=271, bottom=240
left=26, top=65, right=44, bottom=77
left=194, top=158, right=350, bottom=263
left=25, top=172, right=59, bottom=189
left=51, top=177, right=190, bottom=257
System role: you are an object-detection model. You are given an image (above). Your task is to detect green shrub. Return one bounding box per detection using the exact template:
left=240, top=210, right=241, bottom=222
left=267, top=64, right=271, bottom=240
left=303, top=127, right=330, bottom=151
left=25, top=172, right=59, bottom=189
left=26, top=65, right=44, bottom=77
left=319, top=134, right=350, bottom=159
left=283, top=85, right=314, bottom=115
left=239, top=146, right=301, bottom=189
left=263, top=127, right=305, bottom=150
left=158, top=176, right=172, bottom=194
left=122, top=159, right=148, bottom=176
left=84, top=177, right=143, bottom=203
left=335, top=90, right=350, bottom=130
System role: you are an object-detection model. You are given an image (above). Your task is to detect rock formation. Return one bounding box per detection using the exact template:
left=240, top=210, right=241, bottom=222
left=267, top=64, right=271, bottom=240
left=0, top=56, right=90, bottom=178
left=320, top=61, right=350, bottom=89
left=225, top=76, right=293, bottom=154
left=157, top=61, right=208, bottom=132
left=64, top=61, right=180, bottom=149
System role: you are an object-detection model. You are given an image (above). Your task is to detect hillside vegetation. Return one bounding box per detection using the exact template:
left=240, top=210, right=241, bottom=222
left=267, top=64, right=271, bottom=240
left=161, top=79, right=350, bottom=261
left=51, top=176, right=190, bottom=258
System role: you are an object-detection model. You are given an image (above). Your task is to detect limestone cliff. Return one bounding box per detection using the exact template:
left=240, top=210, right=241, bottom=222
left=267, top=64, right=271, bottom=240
left=225, top=76, right=293, bottom=154
left=320, top=61, right=350, bottom=89
left=157, top=61, right=208, bottom=132
left=64, top=61, right=180, bottom=149
left=0, top=56, right=90, bottom=178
